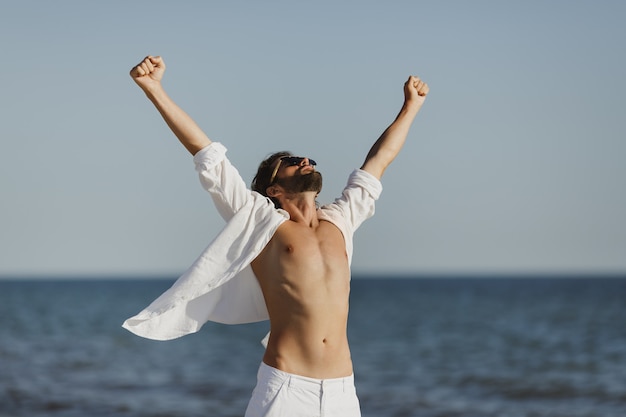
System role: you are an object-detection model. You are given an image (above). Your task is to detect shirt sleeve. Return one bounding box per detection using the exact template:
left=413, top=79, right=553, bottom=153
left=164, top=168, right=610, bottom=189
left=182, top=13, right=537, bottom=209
left=320, top=168, right=383, bottom=234
left=193, top=142, right=254, bottom=221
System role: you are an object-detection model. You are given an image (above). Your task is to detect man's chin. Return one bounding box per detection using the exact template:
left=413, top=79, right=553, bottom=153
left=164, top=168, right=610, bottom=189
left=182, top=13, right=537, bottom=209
left=277, top=172, right=323, bottom=194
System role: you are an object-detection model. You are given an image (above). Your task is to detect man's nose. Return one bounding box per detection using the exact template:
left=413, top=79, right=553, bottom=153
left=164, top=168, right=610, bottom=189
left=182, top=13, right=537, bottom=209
left=299, top=158, right=311, bottom=166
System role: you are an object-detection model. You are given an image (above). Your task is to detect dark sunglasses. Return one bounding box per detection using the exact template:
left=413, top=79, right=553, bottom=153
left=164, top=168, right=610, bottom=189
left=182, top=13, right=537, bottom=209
left=270, top=156, right=317, bottom=184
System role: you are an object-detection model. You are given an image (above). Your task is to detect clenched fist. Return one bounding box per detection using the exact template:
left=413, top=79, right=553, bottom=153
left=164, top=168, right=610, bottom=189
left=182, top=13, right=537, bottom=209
left=130, top=56, right=166, bottom=93
left=404, top=75, right=429, bottom=109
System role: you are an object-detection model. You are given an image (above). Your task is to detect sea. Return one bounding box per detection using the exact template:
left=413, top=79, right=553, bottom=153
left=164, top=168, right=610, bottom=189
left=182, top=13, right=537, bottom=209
left=1, top=276, right=625, bottom=417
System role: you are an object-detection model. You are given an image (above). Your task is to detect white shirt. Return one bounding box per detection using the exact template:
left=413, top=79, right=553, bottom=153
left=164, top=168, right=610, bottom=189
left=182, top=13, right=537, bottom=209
left=122, top=142, right=382, bottom=341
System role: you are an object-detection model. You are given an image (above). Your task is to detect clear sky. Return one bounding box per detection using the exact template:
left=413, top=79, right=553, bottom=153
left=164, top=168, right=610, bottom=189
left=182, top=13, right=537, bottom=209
left=1, top=1, right=625, bottom=278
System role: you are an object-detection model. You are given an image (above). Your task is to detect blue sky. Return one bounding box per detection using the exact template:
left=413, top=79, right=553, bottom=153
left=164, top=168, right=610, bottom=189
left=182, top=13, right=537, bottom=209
left=1, top=1, right=625, bottom=277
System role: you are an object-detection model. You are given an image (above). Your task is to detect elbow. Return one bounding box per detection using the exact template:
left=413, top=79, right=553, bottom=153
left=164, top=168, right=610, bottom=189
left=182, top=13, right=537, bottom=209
left=361, top=155, right=389, bottom=180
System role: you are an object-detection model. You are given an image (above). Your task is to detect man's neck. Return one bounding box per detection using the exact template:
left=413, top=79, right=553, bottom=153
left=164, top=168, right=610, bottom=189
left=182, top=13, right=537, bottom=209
left=279, top=192, right=319, bottom=227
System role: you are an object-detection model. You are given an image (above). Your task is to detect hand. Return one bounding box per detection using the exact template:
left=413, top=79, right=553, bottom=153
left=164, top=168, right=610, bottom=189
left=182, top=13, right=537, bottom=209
left=130, top=56, right=166, bottom=92
left=404, top=75, right=429, bottom=109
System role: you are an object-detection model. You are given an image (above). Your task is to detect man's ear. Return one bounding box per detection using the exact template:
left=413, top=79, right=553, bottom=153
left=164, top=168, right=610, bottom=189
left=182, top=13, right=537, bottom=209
left=266, top=185, right=280, bottom=197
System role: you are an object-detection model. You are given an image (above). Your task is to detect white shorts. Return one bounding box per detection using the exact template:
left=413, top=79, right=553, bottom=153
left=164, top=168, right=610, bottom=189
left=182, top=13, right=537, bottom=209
left=244, top=362, right=361, bottom=417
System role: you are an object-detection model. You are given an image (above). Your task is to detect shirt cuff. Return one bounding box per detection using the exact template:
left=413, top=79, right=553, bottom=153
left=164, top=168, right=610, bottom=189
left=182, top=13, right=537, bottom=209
left=349, top=169, right=383, bottom=200
left=193, top=142, right=228, bottom=172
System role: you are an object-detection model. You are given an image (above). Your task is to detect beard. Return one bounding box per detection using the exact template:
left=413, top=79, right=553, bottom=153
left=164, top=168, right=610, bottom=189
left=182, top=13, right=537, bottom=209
left=275, top=171, right=323, bottom=194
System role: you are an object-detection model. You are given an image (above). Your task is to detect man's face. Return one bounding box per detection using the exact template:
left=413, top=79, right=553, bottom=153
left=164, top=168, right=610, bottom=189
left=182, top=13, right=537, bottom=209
left=272, top=157, right=323, bottom=194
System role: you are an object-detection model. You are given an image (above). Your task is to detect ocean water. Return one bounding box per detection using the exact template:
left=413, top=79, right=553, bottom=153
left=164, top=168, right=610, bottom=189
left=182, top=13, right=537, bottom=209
left=1, top=276, right=625, bottom=417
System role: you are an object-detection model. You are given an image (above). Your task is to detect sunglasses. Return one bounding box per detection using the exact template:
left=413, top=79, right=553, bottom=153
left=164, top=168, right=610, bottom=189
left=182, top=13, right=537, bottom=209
left=269, top=156, right=317, bottom=185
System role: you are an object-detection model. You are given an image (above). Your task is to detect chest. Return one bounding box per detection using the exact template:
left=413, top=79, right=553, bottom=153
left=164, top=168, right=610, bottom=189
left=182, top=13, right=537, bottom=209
left=275, top=221, right=346, bottom=262
left=252, top=219, right=351, bottom=302
left=288, top=221, right=346, bottom=247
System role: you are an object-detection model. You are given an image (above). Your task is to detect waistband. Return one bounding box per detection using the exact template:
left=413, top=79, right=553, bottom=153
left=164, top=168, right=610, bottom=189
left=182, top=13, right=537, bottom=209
left=258, top=362, right=355, bottom=393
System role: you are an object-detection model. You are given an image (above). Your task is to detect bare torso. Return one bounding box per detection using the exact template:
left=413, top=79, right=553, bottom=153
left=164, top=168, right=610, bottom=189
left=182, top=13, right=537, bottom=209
left=251, top=217, right=353, bottom=379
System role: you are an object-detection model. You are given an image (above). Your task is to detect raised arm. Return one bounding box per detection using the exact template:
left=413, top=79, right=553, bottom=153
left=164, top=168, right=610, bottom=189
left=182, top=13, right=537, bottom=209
left=130, top=56, right=211, bottom=155
left=361, top=76, right=429, bottom=179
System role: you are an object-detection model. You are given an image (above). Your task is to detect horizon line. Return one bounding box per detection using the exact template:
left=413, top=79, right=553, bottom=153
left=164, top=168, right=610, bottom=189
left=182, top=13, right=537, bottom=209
left=1, top=271, right=625, bottom=281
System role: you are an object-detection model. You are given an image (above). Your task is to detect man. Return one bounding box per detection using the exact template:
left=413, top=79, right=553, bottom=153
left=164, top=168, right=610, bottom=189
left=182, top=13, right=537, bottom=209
left=124, top=55, right=428, bottom=417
